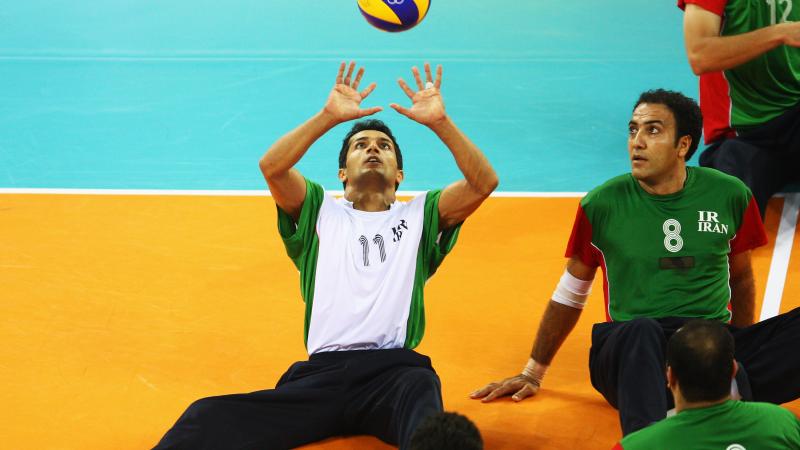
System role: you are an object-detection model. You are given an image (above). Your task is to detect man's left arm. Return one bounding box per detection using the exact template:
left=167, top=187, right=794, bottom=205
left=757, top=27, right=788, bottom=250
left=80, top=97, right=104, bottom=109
left=729, top=250, right=755, bottom=327
left=390, top=63, right=498, bottom=230
left=429, top=118, right=499, bottom=230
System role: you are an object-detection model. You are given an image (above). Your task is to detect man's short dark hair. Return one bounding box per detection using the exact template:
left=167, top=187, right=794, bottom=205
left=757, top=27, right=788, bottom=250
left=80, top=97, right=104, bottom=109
left=667, top=320, right=734, bottom=403
left=634, top=89, right=703, bottom=161
left=409, top=412, right=483, bottom=450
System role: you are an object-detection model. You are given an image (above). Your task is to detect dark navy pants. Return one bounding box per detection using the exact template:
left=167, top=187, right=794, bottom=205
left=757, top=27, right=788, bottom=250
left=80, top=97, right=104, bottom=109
left=589, top=308, right=800, bottom=436
left=154, top=348, right=443, bottom=450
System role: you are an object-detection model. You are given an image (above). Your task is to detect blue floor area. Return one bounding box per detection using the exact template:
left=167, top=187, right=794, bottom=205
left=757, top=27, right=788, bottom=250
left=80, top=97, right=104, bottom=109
left=0, top=1, right=695, bottom=191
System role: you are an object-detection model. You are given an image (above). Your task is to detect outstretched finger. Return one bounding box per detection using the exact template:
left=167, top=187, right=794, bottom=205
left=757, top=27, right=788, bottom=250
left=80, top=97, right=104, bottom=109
left=358, top=106, right=383, bottom=118
left=360, top=82, right=377, bottom=99
left=481, top=384, right=517, bottom=403
left=397, top=78, right=415, bottom=99
left=411, top=66, right=424, bottom=91
left=469, top=384, right=498, bottom=399
left=352, top=67, right=365, bottom=91
left=389, top=103, right=412, bottom=119
left=335, top=62, right=346, bottom=85
left=434, top=65, right=443, bottom=89
left=344, top=61, right=356, bottom=86
left=424, top=62, right=433, bottom=84
left=512, top=384, right=536, bottom=402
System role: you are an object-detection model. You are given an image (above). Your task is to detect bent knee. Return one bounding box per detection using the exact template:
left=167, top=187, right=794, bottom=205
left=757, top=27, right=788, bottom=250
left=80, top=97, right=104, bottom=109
left=182, top=396, right=226, bottom=421
left=619, top=318, right=666, bottom=347
left=624, top=318, right=661, bottom=333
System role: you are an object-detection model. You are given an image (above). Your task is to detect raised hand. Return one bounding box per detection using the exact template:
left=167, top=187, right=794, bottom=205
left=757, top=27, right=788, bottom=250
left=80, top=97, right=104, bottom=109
left=390, top=63, right=446, bottom=127
left=469, top=374, right=541, bottom=403
left=323, top=61, right=382, bottom=123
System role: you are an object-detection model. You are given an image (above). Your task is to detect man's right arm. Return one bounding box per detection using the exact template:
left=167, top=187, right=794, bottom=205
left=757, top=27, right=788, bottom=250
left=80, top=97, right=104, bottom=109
left=683, top=3, right=800, bottom=75
left=470, top=256, right=597, bottom=402
left=259, top=62, right=382, bottom=220
left=259, top=112, right=337, bottom=220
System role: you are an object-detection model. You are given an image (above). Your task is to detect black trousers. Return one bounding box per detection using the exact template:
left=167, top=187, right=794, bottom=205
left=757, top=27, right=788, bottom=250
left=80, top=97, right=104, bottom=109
left=153, top=348, right=443, bottom=450
left=699, top=101, right=800, bottom=217
left=589, top=307, right=800, bottom=436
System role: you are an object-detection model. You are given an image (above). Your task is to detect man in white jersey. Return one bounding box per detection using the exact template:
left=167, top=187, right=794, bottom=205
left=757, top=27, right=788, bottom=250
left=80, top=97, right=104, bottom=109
left=154, top=61, right=498, bottom=449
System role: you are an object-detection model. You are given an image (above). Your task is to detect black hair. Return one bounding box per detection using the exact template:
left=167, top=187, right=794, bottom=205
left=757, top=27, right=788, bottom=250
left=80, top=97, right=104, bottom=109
left=634, top=89, right=703, bottom=161
left=409, top=412, right=483, bottom=450
left=667, top=320, right=735, bottom=403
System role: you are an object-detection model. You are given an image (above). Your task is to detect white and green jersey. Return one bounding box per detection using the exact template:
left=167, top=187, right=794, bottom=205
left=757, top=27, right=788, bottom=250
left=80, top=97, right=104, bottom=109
left=277, top=178, right=461, bottom=355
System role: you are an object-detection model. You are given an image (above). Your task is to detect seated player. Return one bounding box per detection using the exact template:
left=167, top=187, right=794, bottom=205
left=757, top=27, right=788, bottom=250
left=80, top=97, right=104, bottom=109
left=154, top=61, right=498, bottom=449
left=614, top=320, right=800, bottom=449
left=471, top=89, right=800, bottom=436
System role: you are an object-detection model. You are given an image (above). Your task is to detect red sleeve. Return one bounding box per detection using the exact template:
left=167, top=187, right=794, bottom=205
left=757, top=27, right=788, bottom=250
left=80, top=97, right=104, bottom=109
left=677, top=0, right=727, bottom=16
left=612, top=443, right=624, bottom=450
left=730, top=196, right=768, bottom=255
left=565, top=204, right=600, bottom=268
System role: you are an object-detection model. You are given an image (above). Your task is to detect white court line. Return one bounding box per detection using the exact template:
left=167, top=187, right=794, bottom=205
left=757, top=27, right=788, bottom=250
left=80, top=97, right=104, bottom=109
left=761, top=193, right=800, bottom=321
left=0, top=188, right=586, bottom=198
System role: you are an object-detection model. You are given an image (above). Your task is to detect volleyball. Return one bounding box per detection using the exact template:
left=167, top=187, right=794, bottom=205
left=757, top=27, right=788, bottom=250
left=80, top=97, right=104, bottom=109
left=357, top=0, right=431, bottom=32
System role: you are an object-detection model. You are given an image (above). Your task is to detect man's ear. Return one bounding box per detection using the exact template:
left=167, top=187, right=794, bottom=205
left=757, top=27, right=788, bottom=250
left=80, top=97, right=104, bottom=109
left=677, top=135, right=692, bottom=160
left=666, top=365, right=677, bottom=390
left=338, top=168, right=347, bottom=184
left=396, top=169, right=404, bottom=185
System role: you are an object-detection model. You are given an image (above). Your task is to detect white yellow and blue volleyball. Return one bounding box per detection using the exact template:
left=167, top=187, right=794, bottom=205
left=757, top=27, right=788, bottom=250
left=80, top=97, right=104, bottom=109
left=357, top=0, right=431, bottom=32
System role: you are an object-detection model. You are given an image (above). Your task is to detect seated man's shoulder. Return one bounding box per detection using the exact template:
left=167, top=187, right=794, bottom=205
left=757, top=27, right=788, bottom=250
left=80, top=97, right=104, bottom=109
left=617, top=415, right=681, bottom=449
left=693, top=166, right=750, bottom=191
left=738, top=400, right=799, bottom=423
left=583, top=173, right=635, bottom=205
left=734, top=402, right=800, bottom=445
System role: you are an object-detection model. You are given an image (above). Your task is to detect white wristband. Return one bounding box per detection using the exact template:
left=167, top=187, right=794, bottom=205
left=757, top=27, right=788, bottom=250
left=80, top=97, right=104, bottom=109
left=551, top=269, right=593, bottom=309
left=521, top=358, right=549, bottom=386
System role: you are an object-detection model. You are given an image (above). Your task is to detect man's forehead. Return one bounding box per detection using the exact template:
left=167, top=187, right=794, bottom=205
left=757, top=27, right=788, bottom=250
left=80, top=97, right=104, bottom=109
left=631, top=103, right=674, bottom=124
left=349, top=129, right=392, bottom=143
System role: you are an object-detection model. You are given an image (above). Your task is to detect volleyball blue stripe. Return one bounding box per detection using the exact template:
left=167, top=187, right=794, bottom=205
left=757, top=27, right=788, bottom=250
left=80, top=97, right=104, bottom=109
left=358, top=7, right=412, bottom=32
left=385, top=0, right=419, bottom=25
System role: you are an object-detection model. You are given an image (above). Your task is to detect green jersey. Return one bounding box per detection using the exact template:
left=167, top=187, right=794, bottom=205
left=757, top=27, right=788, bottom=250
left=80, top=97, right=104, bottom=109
left=614, top=400, right=800, bottom=450
left=277, top=178, right=460, bottom=354
left=679, top=0, right=800, bottom=143
left=566, top=167, right=766, bottom=322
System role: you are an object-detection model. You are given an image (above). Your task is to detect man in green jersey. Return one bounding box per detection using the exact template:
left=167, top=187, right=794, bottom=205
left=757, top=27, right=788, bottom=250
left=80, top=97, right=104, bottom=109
left=680, top=0, right=800, bottom=216
left=155, top=62, right=498, bottom=449
left=472, top=89, right=800, bottom=436
left=614, top=320, right=800, bottom=450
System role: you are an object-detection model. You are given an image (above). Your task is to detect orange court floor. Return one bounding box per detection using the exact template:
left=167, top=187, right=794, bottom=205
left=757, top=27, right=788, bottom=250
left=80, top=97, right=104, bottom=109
left=1, top=194, right=798, bottom=450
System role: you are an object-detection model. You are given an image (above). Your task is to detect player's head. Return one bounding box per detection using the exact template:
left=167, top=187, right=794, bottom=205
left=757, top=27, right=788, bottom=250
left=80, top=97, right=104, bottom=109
left=628, top=90, right=702, bottom=184
left=409, top=412, right=483, bottom=450
left=338, top=119, right=404, bottom=191
left=666, top=319, right=736, bottom=403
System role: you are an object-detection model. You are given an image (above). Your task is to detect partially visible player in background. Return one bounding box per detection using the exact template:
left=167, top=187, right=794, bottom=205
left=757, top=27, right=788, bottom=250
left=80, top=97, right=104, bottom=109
left=613, top=320, right=800, bottom=450
left=680, top=0, right=800, bottom=217
left=472, top=89, right=800, bottom=436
